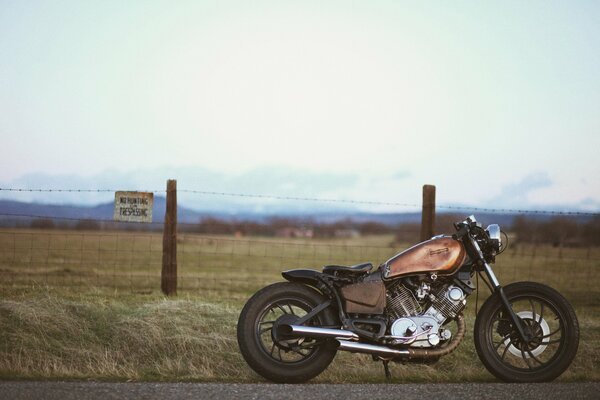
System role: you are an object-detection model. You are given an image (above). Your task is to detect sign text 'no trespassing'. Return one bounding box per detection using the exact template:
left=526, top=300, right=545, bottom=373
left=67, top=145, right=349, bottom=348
left=113, top=191, right=153, bottom=223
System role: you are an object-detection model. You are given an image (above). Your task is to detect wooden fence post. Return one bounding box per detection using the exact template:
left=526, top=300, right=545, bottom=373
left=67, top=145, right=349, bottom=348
left=420, top=184, right=436, bottom=242
left=161, top=179, right=177, bottom=296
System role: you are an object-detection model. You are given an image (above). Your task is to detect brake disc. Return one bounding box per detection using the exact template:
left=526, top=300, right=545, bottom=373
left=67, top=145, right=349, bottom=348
left=503, top=311, right=550, bottom=358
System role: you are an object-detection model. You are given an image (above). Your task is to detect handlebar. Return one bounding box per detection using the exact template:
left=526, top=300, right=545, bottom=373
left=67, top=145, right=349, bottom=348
left=452, top=224, right=469, bottom=240
left=452, top=216, right=503, bottom=264
left=452, top=215, right=481, bottom=240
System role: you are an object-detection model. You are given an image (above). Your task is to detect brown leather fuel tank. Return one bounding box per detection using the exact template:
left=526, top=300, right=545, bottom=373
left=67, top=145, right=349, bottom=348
left=382, top=236, right=466, bottom=279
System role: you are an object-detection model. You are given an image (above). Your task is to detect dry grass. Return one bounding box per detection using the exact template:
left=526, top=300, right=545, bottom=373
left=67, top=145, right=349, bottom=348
left=0, top=288, right=242, bottom=381
left=0, top=229, right=599, bottom=382
left=0, top=286, right=598, bottom=383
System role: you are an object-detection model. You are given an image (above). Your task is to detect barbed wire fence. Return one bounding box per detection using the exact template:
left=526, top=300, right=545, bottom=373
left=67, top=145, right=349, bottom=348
left=0, top=184, right=599, bottom=301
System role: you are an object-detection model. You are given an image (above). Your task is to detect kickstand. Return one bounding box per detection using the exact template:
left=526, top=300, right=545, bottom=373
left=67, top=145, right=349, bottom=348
left=382, top=360, right=391, bottom=381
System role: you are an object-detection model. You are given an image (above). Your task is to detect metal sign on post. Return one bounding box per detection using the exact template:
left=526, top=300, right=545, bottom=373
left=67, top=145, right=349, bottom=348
left=113, top=191, right=154, bottom=223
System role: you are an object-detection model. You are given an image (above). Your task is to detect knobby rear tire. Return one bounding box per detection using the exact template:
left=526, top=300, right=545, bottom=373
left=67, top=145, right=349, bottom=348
left=237, top=282, right=338, bottom=383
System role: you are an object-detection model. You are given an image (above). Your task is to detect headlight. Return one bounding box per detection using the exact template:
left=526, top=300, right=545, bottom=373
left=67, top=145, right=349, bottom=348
left=486, top=224, right=502, bottom=251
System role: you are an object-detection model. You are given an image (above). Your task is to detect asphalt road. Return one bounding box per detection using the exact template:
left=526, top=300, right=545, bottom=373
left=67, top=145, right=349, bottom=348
left=0, top=381, right=598, bottom=400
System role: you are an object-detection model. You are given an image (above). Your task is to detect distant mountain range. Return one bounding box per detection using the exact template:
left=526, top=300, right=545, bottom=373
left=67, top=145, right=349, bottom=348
left=2, top=166, right=597, bottom=220
left=0, top=197, right=409, bottom=225
left=0, top=198, right=579, bottom=229
left=1, top=167, right=596, bottom=229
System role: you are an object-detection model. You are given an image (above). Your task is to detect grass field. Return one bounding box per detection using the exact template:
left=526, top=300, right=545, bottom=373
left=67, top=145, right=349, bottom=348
left=0, top=229, right=599, bottom=382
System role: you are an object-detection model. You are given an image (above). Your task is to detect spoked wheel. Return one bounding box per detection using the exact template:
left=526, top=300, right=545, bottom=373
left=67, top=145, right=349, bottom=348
left=474, top=282, right=579, bottom=382
left=237, top=282, right=338, bottom=383
left=258, top=297, right=321, bottom=363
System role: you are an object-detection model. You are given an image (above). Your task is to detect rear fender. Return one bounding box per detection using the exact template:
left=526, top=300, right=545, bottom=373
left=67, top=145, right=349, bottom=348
left=281, top=269, right=323, bottom=286
left=282, top=269, right=345, bottom=326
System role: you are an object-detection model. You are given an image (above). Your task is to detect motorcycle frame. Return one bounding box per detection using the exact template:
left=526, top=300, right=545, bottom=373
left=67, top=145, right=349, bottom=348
left=283, top=222, right=531, bottom=345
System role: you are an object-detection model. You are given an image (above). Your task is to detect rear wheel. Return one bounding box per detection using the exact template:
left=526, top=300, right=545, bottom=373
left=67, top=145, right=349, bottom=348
left=474, top=282, right=579, bottom=382
left=237, top=282, right=338, bottom=383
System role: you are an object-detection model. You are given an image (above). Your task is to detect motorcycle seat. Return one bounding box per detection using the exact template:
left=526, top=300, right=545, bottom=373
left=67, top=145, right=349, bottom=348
left=322, top=262, right=373, bottom=275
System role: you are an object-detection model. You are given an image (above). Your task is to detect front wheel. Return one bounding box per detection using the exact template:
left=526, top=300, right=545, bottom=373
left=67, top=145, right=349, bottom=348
left=237, top=282, right=338, bottom=383
left=474, top=281, right=579, bottom=382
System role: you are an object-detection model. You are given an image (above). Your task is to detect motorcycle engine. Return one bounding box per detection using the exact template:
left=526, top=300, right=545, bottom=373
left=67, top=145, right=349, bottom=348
left=385, top=279, right=467, bottom=347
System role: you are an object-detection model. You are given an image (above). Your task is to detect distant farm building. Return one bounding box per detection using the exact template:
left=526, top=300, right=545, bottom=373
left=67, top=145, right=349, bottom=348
left=276, top=227, right=314, bottom=238
left=334, top=229, right=360, bottom=238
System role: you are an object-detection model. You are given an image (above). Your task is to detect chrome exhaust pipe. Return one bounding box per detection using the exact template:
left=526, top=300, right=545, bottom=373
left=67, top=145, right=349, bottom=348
left=336, top=340, right=410, bottom=358
left=280, top=325, right=359, bottom=341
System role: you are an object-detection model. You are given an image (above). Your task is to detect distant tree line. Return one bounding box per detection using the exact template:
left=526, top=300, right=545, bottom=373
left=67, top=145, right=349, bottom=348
left=27, top=218, right=128, bottom=231
left=18, top=214, right=600, bottom=246
left=21, top=216, right=402, bottom=237
left=182, top=217, right=397, bottom=238
left=511, top=216, right=600, bottom=247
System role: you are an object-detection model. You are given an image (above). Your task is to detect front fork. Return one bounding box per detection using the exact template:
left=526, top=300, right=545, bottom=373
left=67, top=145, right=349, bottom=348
left=469, top=235, right=530, bottom=342
left=482, top=262, right=531, bottom=342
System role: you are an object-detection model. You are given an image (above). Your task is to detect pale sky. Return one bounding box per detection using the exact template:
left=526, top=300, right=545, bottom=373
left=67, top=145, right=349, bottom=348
left=1, top=1, right=599, bottom=210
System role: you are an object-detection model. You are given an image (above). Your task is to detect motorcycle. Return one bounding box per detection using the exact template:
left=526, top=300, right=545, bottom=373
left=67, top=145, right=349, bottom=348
left=237, top=216, right=579, bottom=383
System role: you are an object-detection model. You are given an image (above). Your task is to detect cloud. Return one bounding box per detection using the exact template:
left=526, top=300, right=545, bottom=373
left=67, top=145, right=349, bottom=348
left=391, top=170, right=412, bottom=180
left=0, top=166, right=360, bottom=209
left=489, top=172, right=553, bottom=208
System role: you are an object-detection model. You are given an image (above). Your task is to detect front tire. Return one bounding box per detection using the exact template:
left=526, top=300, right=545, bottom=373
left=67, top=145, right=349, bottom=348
left=474, top=281, right=579, bottom=382
left=237, top=282, right=338, bottom=383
